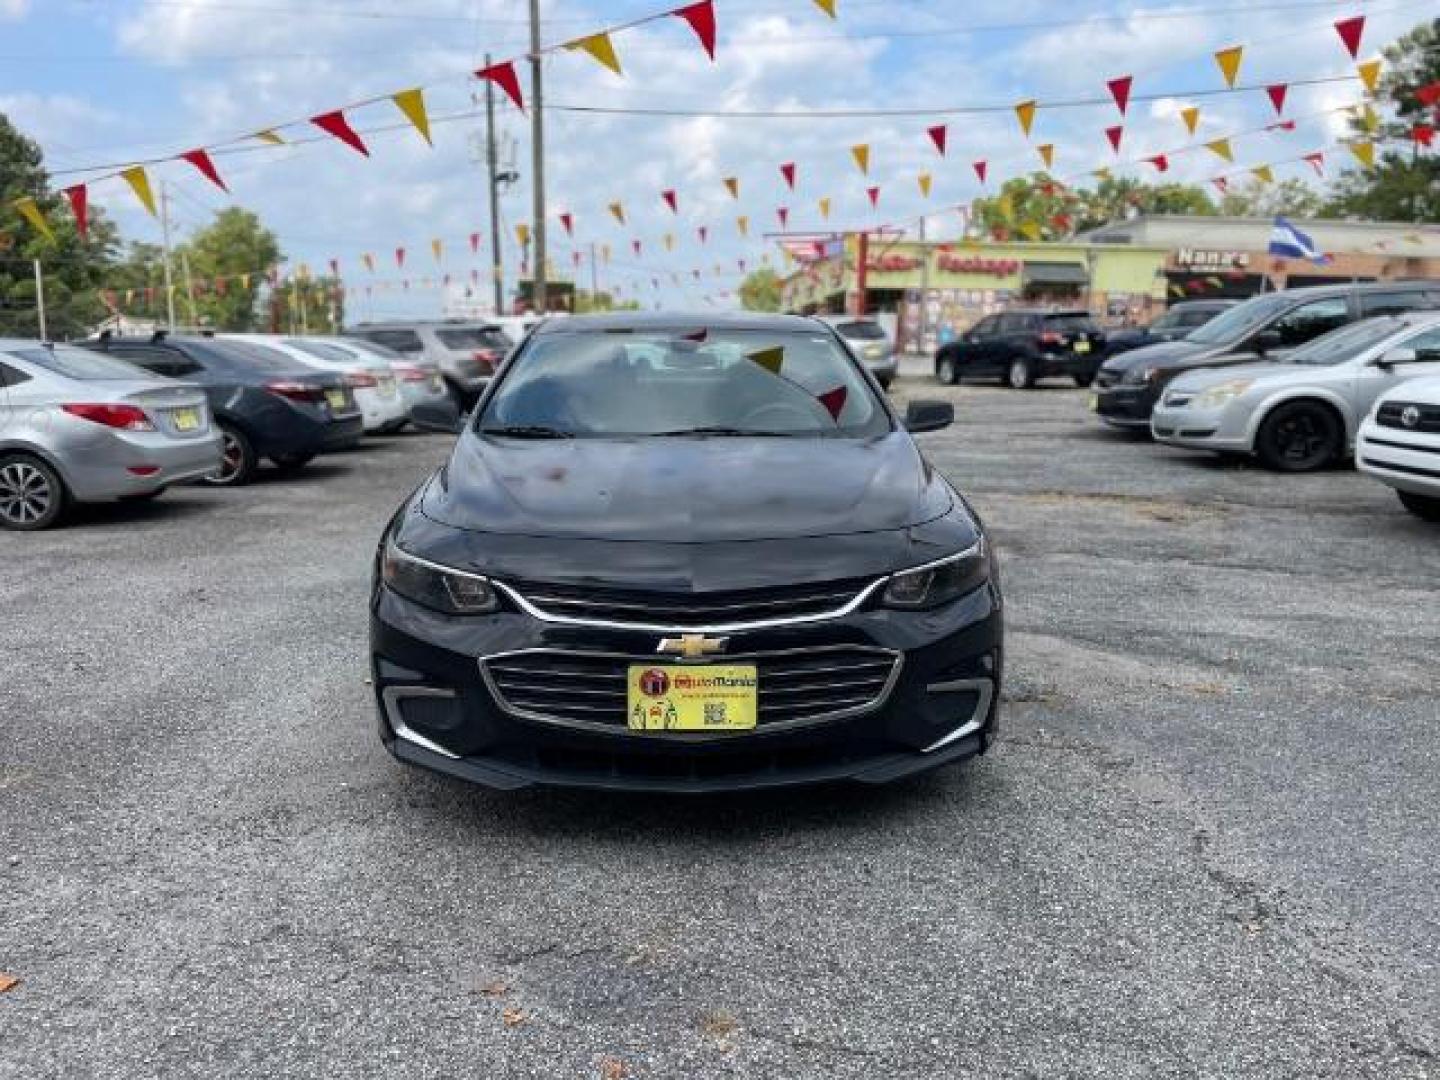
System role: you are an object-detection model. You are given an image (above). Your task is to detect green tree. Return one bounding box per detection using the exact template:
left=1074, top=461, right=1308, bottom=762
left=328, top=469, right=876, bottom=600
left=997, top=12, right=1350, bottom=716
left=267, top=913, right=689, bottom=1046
left=1325, top=17, right=1439, bottom=222
left=177, top=208, right=281, bottom=330
left=738, top=266, right=782, bottom=312
left=1219, top=178, right=1326, bottom=218
left=969, top=174, right=1217, bottom=238
left=269, top=275, right=344, bottom=335
left=573, top=288, right=639, bottom=313
left=0, top=112, right=122, bottom=339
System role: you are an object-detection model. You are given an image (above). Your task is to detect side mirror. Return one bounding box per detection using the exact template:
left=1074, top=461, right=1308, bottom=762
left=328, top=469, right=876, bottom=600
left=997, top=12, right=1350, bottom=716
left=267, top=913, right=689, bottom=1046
left=410, top=399, right=467, bottom=435
left=1253, top=330, right=1282, bottom=354
left=1374, top=346, right=1417, bottom=370
left=904, top=399, right=954, bottom=433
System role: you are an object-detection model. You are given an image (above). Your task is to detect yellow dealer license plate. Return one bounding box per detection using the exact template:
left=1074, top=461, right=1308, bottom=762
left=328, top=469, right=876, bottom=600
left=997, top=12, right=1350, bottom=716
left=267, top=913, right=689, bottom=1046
left=325, top=389, right=348, bottom=410
left=1074, top=340, right=1091, bottom=354
left=627, top=664, right=757, bottom=732
left=171, top=406, right=200, bottom=431
left=1088, top=392, right=1099, bottom=412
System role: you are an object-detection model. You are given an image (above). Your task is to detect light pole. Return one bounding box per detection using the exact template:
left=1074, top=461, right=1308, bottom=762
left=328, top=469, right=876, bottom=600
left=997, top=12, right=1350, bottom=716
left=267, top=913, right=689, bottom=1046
left=527, top=0, right=547, bottom=314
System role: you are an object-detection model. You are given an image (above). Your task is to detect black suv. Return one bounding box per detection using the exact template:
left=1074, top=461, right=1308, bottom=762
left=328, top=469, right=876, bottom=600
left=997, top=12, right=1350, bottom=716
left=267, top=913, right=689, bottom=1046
left=935, top=309, right=1106, bottom=389
left=1092, top=281, right=1440, bottom=429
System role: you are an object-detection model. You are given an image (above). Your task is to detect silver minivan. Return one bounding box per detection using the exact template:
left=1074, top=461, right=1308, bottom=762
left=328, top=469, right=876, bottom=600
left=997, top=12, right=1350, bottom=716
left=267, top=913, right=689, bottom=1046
left=344, top=320, right=514, bottom=407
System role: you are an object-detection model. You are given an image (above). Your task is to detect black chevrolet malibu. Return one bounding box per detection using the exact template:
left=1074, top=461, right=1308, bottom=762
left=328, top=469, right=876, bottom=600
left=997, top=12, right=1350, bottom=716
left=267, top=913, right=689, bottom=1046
left=370, top=312, right=1002, bottom=792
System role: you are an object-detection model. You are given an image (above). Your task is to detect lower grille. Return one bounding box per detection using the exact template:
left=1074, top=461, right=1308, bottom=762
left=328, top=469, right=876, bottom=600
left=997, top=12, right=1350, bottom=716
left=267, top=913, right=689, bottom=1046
left=481, top=646, right=901, bottom=735
left=1377, top=401, right=1440, bottom=434
left=1095, top=369, right=1122, bottom=389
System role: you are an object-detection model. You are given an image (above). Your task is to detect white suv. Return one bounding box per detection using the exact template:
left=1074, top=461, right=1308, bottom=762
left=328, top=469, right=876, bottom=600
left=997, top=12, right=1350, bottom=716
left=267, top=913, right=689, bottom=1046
left=1357, top=374, right=1440, bottom=522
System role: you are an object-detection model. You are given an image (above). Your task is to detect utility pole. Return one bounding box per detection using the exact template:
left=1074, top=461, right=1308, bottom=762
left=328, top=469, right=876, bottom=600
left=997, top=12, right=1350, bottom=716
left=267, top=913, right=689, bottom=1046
left=32, top=259, right=46, bottom=341
left=527, top=0, right=547, bottom=314
left=483, top=51, right=505, bottom=316
left=179, top=249, right=199, bottom=326
left=589, top=241, right=600, bottom=305
left=159, top=181, right=177, bottom=328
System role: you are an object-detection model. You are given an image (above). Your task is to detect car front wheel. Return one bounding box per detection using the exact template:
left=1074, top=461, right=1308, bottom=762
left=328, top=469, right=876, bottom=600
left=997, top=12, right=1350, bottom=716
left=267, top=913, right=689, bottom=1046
left=1008, top=358, right=1035, bottom=390
left=1398, top=490, right=1440, bottom=522
left=1255, top=401, right=1341, bottom=472
left=1074, top=371, right=1096, bottom=388
left=0, top=453, right=67, bottom=531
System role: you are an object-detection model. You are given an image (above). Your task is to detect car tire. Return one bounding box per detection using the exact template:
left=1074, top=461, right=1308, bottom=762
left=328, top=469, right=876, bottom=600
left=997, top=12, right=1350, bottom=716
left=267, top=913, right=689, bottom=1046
left=205, top=422, right=258, bottom=486
left=1007, top=358, right=1035, bottom=390
left=444, top=380, right=468, bottom=411
left=1073, top=372, right=1096, bottom=388
left=877, top=377, right=893, bottom=392
left=271, top=453, right=316, bottom=474
left=1397, top=490, right=1440, bottom=522
left=1255, top=401, right=1341, bottom=472
left=0, top=452, right=67, bottom=531
left=936, top=356, right=958, bottom=386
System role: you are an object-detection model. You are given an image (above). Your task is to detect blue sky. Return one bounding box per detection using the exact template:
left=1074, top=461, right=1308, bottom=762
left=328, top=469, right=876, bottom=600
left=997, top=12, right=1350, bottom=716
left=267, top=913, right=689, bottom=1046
left=1, top=0, right=1430, bottom=318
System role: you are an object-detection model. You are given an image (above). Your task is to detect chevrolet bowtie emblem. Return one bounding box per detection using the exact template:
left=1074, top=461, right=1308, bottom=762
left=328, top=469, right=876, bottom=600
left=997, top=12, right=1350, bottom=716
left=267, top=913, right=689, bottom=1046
left=657, top=634, right=729, bottom=658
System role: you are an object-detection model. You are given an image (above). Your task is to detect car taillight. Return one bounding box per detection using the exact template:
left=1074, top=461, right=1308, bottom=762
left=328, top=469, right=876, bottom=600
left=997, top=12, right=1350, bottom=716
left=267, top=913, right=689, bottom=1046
left=265, top=380, right=326, bottom=402
left=1038, top=331, right=1066, bottom=346
left=62, top=403, right=154, bottom=431
left=393, top=364, right=429, bottom=383
left=472, top=349, right=498, bottom=373
left=347, top=372, right=378, bottom=388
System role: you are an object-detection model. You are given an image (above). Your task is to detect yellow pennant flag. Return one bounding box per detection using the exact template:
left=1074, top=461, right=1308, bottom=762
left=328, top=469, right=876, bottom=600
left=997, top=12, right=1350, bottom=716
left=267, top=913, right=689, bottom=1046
left=515, top=222, right=530, bottom=248
left=1092, top=166, right=1113, bottom=181
left=431, top=238, right=443, bottom=263
left=851, top=143, right=870, bottom=174
left=997, top=193, right=1015, bottom=221
left=723, top=177, right=739, bottom=198
left=1037, top=144, right=1054, bottom=169
left=12, top=196, right=54, bottom=242
left=1361, top=103, right=1379, bottom=132
left=240, top=273, right=251, bottom=289
left=1251, top=164, right=1274, bottom=184
left=914, top=172, right=931, bottom=198
left=1019, top=221, right=1042, bottom=242
left=252, top=129, right=285, bottom=145
left=664, top=233, right=674, bottom=251
left=1349, top=141, right=1375, bottom=168
left=748, top=346, right=784, bottom=374
left=1181, top=106, right=1201, bottom=135
left=121, top=166, right=158, bottom=217
left=737, top=215, right=748, bottom=236
left=1204, top=138, right=1233, bottom=162
left=608, top=201, right=625, bottom=225
left=818, top=197, right=831, bottom=220
left=1014, top=100, right=1037, bottom=137
left=1213, top=45, right=1243, bottom=87
left=811, top=0, right=836, bottom=17
left=566, top=31, right=622, bottom=75
left=391, top=88, right=432, bottom=145
left=1357, top=59, right=1383, bottom=95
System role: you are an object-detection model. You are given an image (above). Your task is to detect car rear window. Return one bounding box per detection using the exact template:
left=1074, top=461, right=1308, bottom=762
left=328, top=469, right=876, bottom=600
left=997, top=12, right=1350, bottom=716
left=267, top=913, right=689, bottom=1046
left=195, top=339, right=307, bottom=374
left=9, top=345, right=159, bottom=381
left=834, top=321, right=886, bottom=341
left=1043, top=314, right=1096, bottom=330
left=435, top=327, right=513, bottom=350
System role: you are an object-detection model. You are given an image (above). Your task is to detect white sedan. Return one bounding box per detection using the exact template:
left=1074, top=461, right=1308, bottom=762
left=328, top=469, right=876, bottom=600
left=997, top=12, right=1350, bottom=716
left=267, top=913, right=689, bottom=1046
left=1357, top=374, right=1440, bottom=522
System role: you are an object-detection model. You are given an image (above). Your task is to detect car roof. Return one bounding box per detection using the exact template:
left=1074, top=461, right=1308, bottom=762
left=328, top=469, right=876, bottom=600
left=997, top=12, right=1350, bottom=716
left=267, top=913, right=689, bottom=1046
left=1266, top=280, right=1439, bottom=299
left=1171, top=299, right=1238, bottom=309
left=347, top=319, right=501, bottom=329
left=530, top=311, right=832, bottom=335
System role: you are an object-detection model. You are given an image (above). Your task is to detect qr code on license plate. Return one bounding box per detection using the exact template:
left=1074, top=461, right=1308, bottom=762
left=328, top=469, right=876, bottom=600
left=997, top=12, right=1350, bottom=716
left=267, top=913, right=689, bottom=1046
left=703, top=702, right=727, bottom=726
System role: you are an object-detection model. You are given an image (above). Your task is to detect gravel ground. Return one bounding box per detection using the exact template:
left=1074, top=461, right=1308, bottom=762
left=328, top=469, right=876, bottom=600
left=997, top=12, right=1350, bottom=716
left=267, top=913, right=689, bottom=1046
left=2, top=382, right=1437, bottom=1079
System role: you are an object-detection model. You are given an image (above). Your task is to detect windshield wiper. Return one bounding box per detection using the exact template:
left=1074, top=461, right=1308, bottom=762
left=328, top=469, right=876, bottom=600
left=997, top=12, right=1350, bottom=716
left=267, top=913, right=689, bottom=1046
left=477, top=424, right=575, bottom=438
left=651, top=426, right=799, bottom=437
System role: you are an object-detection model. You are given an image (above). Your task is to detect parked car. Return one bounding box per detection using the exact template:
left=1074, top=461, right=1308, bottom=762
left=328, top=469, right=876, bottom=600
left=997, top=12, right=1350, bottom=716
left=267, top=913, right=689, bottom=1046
left=306, top=335, right=452, bottom=430
left=1150, top=313, right=1440, bottom=472
left=1102, top=300, right=1237, bottom=358
left=370, top=311, right=1001, bottom=792
left=0, top=340, right=220, bottom=530
left=344, top=320, right=513, bottom=408
left=816, top=316, right=897, bottom=389
left=1357, top=374, right=1440, bottom=522
left=226, top=334, right=408, bottom=434
left=82, top=333, right=363, bottom=485
left=934, top=309, right=1105, bottom=389
left=1091, top=282, right=1440, bottom=430
left=492, top=316, right=541, bottom=347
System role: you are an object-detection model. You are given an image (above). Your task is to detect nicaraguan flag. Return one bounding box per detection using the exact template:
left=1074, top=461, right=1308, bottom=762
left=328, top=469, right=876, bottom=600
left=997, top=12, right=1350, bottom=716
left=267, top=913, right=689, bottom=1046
left=1268, top=217, right=1331, bottom=264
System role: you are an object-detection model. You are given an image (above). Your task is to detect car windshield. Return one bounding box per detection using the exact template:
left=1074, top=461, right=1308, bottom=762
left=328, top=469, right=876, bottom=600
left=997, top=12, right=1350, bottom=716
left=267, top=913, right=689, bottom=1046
left=835, top=321, right=886, bottom=341
left=1288, top=317, right=1402, bottom=365
left=284, top=339, right=361, bottom=365
left=1185, top=293, right=1294, bottom=345
left=435, top=327, right=512, bottom=350
left=11, top=345, right=160, bottom=381
left=478, top=328, right=889, bottom=438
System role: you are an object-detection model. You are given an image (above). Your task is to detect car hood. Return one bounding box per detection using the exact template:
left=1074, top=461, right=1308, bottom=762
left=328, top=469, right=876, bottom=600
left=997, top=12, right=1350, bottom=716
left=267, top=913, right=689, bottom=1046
left=1377, top=375, right=1440, bottom=406
left=1101, top=338, right=1211, bottom=372
left=420, top=430, right=953, bottom=543
left=1168, top=360, right=1312, bottom=392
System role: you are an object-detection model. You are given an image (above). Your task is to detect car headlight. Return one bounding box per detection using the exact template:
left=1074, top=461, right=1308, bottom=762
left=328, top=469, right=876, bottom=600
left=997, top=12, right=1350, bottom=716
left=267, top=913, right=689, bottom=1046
left=882, top=538, right=989, bottom=610
left=1123, top=365, right=1162, bottom=385
left=382, top=538, right=498, bottom=614
left=1193, top=379, right=1254, bottom=409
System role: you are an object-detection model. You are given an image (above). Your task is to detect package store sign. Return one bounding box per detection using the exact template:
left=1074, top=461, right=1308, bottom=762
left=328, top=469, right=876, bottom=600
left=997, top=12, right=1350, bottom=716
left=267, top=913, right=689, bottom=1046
left=936, top=255, right=1021, bottom=278
left=1175, top=249, right=1251, bottom=271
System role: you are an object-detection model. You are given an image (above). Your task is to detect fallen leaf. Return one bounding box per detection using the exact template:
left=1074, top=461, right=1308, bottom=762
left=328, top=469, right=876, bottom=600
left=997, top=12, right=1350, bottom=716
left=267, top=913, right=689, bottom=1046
left=599, top=1056, right=628, bottom=1079
left=502, top=1006, right=527, bottom=1027
left=479, top=980, right=508, bottom=998
left=0, top=973, right=19, bottom=993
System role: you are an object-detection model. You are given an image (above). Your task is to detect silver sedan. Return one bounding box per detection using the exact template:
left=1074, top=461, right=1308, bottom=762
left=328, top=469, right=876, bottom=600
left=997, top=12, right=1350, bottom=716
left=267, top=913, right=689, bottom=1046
left=1150, top=312, right=1440, bottom=471
left=0, top=340, right=221, bottom=530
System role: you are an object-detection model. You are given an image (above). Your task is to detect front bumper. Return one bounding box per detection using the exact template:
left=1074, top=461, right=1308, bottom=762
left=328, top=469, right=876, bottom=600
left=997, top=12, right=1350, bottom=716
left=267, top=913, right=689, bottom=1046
left=1091, top=380, right=1160, bottom=428
left=1150, top=402, right=1249, bottom=451
left=370, top=579, right=1003, bottom=792
left=1357, top=422, right=1440, bottom=497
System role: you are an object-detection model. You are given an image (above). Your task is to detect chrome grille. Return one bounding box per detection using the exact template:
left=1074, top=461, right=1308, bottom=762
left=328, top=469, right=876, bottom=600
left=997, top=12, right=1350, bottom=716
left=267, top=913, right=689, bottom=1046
left=1377, top=401, right=1440, bottom=434
left=481, top=646, right=901, bottom=735
left=502, top=577, right=881, bottom=630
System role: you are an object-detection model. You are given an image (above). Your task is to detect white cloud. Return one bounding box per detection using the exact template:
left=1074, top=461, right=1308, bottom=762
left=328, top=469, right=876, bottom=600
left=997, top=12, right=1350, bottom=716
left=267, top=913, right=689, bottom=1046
left=0, top=0, right=29, bottom=20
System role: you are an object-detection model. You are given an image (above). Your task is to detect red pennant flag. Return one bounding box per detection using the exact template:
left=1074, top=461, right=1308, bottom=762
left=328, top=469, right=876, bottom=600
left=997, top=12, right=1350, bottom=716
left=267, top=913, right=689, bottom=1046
left=1266, top=84, right=1288, bottom=115
left=1414, top=123, right=1436, bottom=148
left=780, top=162, right=796, bottom=189
left=179, top=148, right=228, bottom=192
left=311, top=110, right=369, bottom=156
left=672, top=0, right=716, bottom=60
left=777, top=206, right=789, bottom=227
left=1211, top=177, right=1230, bottom=194
left=559, top=211, right=574, bottom=236
left=1107, top=75, right=1133, bottom=114
left=477, top=61, right=524, bottom=110
left=661, top=189, right=678, bottom=212
left=817, top=386, right=847, bottom=422
left=866, top=185, right=879, bottom=207
left=395, top=247, right=406, bottom=268
left=697, top=226, right=708, bottom=244
left=1105, top=125, right=1123, bottom=152
left=927, top=124, right=947, bottom=155
left=469, top=232, right=480, bottom=253
left=1334, top=15, right=1365, bottom=59
left=62, top=184, right=88, bottom=238
left=632, top=239, right=642, bottom=256
left=1303, top=151, right=1326, bottom=175
left=1051, top=213, right=1072, bottom=231
left=1417, top=81, right=1440, bottom=108
left=1265, top=119, right=1298, bottom=132
left=1144, top=154, right=1170, bottom=173
left=972, top=160, right=988, bottom=184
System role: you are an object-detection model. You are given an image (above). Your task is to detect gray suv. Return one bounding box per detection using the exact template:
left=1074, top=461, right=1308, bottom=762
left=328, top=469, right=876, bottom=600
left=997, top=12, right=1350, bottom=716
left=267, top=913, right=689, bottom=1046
left=344, top=320, right=514, bottom=407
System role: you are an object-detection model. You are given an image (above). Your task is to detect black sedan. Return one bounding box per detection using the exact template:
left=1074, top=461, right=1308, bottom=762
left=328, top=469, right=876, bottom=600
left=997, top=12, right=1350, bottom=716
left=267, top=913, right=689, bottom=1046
left=1101, top=299, right=1236, bottom=358
left=84, top=333, right=364, bottom=484
left=371, top=312, right=1003, bottom=792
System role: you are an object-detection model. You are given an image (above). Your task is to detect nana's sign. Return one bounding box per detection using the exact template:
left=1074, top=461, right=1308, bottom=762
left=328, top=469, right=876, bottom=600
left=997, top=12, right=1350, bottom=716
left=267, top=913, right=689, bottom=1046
left=1175, top=248, right=1250, bottom=271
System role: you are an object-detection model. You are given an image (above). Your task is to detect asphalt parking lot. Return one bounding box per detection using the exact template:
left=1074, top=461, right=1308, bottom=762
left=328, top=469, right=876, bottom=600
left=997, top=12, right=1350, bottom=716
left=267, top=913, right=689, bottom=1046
left=2, top=380, right=1438, bottom=1079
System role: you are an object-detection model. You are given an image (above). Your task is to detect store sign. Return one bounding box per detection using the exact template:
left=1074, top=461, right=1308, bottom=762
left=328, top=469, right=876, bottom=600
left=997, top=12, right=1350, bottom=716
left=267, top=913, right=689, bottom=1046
left=865, top=254, right=922, bottom=273
left=1175, top=248, right=1250, bottom=270
left=936, top=254, right=1021, bottom=277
